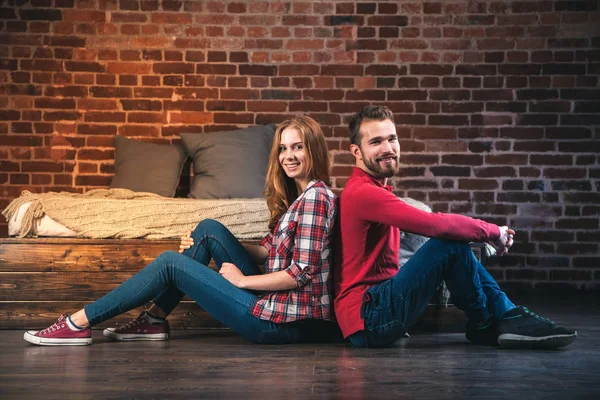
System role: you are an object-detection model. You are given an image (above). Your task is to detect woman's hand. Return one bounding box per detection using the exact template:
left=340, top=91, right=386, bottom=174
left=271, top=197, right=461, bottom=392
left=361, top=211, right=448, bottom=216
left=219, top=262, right=247, bottom=288
left=178, top=230, right=194, bottom=253
left=489, top=226, right=515, bottom=257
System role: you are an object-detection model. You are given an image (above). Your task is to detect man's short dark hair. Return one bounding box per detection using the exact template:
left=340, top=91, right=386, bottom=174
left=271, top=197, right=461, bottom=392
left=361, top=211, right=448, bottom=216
left=348, top=105, right=395, bottom=147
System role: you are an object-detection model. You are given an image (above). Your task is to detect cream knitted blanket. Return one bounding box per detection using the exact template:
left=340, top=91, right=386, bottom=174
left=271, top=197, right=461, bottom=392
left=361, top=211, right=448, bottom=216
left=2, top=189, right=270, bottom=239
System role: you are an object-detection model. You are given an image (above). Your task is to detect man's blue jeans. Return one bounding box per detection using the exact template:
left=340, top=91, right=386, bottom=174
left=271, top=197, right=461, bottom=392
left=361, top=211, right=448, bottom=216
left=85, top=219, right=340, bottom=344
left=349, top=239, right=515, bottom=348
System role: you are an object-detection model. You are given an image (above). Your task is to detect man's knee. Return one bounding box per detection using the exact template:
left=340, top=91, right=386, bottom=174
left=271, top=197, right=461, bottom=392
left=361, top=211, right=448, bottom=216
left=427, top=238, right=470, bottom=253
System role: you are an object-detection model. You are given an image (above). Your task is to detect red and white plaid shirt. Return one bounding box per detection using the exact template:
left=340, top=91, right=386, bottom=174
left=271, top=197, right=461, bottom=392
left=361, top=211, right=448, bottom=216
left=251, top=180, right=337, bottom=323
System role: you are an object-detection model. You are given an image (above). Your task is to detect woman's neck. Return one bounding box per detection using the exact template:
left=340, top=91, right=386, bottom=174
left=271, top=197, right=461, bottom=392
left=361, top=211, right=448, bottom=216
left=295, top=178, right=310, bottom=193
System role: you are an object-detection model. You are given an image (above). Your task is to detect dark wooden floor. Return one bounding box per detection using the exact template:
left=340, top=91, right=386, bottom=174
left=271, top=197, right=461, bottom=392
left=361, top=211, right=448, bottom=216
left=1, top=299, right=599, bottom=400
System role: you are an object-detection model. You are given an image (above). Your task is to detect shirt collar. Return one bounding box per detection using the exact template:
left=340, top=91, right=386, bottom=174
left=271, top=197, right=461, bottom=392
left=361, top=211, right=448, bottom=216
left=352, top=167, right=393, bottom=192
left=305, top=179, right=318, bottom=191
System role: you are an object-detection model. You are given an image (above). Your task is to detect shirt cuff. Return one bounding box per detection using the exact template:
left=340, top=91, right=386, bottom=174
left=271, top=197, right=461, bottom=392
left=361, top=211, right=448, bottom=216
left=285, top=262, right=311, bottom=287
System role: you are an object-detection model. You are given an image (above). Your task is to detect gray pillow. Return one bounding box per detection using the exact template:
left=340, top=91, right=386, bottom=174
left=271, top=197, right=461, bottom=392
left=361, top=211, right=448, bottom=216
left=398, top=197, right=450, bottom=304
left=179, top=124, right=276, bottom=199
left=398, top=197, right=431, bottom=267
left=110, top=136, right=187, bottom=197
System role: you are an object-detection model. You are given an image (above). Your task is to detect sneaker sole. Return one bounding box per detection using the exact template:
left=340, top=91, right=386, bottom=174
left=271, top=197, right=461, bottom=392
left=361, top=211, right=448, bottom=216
left=103, top=329, right=169, bottom=341
left=23, top=331, right=92, bottom=346
left=498, top=332, right=577, bottom=349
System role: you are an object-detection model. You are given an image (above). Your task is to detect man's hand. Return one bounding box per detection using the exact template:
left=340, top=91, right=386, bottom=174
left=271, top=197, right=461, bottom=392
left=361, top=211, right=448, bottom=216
left=489, top=226, right=515, bottom=257
left=179, top=230, right=194, bottom=253
left=220, top=262, right=247, bottom=288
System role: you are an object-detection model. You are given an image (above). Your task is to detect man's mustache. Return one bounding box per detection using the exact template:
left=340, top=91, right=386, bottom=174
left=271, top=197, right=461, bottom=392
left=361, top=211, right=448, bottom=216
left=376, top=153, right=398, bottom=162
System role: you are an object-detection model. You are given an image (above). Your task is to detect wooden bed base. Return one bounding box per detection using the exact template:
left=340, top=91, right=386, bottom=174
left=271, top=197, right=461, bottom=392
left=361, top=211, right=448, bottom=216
left=0, top=238, right=467, bottom=332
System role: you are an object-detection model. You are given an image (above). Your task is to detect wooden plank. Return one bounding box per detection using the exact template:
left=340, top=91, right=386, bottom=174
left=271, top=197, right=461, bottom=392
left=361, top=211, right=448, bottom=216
left=0, top=271, right=215, bottom=301
left=0, top=238, right=261, bottom=245
left=0, top=301, right=464, bottom=331
left=0, top=242, right=176, bottom=272
left=0, top=301, right=225, bottom=329
left=0, top=241, right=260, bottom=272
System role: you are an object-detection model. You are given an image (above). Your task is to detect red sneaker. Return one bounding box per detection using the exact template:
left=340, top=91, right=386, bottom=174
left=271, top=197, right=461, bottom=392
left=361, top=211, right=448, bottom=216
left=103, top=311, right=170, bottom=341
left=23, top=314, right=92, bottom=346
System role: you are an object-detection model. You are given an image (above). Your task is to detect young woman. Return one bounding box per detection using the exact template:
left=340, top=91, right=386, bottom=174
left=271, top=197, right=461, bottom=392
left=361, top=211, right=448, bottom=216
left=24, top=116, right=340, bottom=346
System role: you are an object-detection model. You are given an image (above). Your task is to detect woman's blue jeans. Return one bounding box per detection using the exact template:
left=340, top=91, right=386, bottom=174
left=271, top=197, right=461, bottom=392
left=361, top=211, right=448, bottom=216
left=84, top=219, right=340, bottom=344
left=349, top=239, right=515, bottom=348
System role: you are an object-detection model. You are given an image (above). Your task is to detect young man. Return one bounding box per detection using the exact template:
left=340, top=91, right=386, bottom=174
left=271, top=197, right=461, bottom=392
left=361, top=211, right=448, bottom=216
left=333, top=105, right=577, bottom=349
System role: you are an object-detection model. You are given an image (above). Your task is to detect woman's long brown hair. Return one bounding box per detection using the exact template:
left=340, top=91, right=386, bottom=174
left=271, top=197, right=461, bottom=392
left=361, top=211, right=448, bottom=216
left=265, top=115, right=331, bottom=233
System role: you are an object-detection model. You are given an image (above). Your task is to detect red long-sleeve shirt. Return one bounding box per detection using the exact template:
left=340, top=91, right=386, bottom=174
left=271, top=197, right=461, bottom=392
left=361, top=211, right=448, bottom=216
left=333, top=168, right=500, bottom=338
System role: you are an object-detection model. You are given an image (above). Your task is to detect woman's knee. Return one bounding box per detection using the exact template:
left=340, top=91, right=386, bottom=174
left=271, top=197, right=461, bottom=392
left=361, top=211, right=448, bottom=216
left=153, top=250, right=185, bottom=269
left=193, top=219, right=225, bottom=236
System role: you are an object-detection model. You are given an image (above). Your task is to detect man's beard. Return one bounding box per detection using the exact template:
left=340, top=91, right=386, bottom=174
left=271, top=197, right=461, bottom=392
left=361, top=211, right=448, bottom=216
left=361, top=150, right=399, bottom=178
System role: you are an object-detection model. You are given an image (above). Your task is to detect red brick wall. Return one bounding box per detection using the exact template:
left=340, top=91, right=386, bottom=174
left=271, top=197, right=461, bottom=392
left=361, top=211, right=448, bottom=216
left=1, top=0, right=599, bottom=293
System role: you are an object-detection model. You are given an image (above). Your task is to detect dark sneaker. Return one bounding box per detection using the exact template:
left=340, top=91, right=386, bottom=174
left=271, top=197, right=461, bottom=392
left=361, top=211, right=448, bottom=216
left=466, top=318, right=498, bottom=346
left=103, top=311, right=169, bottom=341
left=23, top=314, right=92, bottom=346
left=497, top=306, right=577, bottom=349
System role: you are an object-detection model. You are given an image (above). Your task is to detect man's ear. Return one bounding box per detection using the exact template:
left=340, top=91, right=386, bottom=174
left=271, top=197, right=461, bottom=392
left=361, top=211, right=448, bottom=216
left=350, top=143, right=362, bottom=161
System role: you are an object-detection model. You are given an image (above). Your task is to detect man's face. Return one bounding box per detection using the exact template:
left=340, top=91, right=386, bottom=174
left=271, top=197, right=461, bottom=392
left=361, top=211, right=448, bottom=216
left=351, top=119, right=400, bottom=179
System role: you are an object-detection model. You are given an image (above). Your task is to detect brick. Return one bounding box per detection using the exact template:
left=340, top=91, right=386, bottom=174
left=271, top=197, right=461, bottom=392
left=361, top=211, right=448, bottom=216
left=246, top=101, right=287, bottom=113
left=74, top=175, right=112, bottom=186
left=21, top=161, right=64, bottom=173
left=152, top=63, right=194, bottom=74
left=89, top=86, right=131, bottom=98
left=558, top=141, right=600, bottom=153
left=456, top=179, right=497, bottom=191
left=213, top=112, right=253, bottom=124
left=497, top=192, right=540, bottom=203
left=562, top=114, right=600, bottom=126
left=428, top=115, right=469, bottom=126
left=238, top=65, right=277, bottom=76
left=127, top=112, right=164, bottom=124
left=163, top=100, right=204, bottom=112
left=134, top=87, right=175, bottom=98
left=428, top=191, right=470, bottom=201
left=530, top=155, right=573, bottom=165
left=552, top=180, right=593, bottom=191
left=84, top=112, right=126, bottom=123
left=169, top=112, right=213, bottom=124
left=19, top=59, right=63, bottom=72
left=514, top=141, right=555, bottom=152
left=96, top=74, right=116, bottom=85
left=557, top=243, right=598, bottom=257
left=77, top=124, right=117, bottom=135
left=561, top=89, right=600, bottom=100
left=364, top=65, right=404, bottom=76
left=195, top=64, right=236, bottom=75
left=474, top=166, right=516, bottom=178
left=42, top=111, right=81, bottom=121
left=206, top=101, right=246, bottom=112
left=484, top=154, right=528, bottom=165
left=260, top=90, right=300, bottom=100
left=35, top=98, right=76, bottom=109
left=429, top=166, right=470, bottom=177
left=517, top=114, right=558, bottom=126
left=118, top=125, right=159, bottom=137
left=303, top=89, right=344, bottom=101
left=546, top=127, right=592, bottom=139
left=19, top=8, right=62, bottom=21
left=106, top=62, right=151, bottom=74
